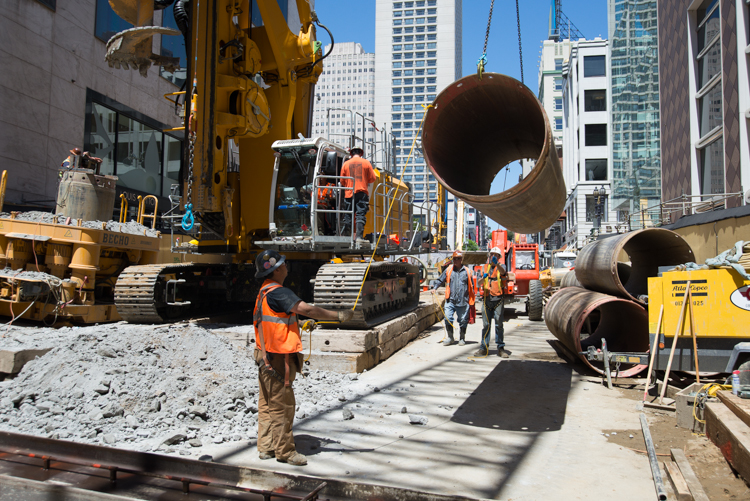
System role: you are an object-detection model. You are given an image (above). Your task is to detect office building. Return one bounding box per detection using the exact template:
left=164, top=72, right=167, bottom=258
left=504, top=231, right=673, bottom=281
left=310, top=43, right=376, bottom=159
left=658, top=0, right=750, bottom=215
left=374, top=0, right=462, bottom=246
left=560, top=38, right=615, bottom=250
left=609, top=0, right=661, bottom=226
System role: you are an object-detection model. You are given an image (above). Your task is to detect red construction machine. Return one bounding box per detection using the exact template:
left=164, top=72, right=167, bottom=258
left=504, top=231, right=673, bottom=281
left=477, top=229, right=543, bottom=320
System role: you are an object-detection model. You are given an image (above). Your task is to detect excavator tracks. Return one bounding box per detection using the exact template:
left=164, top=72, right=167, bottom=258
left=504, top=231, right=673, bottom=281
left=313, top=261, right=420, bottom=329
left=115, top=263, right=256, bottom=323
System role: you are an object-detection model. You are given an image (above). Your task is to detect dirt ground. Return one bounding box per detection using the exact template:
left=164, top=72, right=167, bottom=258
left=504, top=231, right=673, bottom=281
left=602, top=382, right=750, bottom=500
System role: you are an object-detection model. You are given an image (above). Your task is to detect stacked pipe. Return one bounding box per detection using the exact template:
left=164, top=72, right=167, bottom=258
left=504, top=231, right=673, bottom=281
left=545, top=228, right=694, bottom=376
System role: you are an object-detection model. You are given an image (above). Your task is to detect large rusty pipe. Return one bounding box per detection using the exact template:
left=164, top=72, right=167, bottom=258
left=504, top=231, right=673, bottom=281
left=545, top=287, right=649, bottom=376
left=422, top=73, right=566, bottom=234
left=575, top=228, right=694, bottom=303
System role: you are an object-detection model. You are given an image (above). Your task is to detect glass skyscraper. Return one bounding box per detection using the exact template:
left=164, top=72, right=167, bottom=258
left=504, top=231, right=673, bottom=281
left=608, top=0, right=661, bottom=225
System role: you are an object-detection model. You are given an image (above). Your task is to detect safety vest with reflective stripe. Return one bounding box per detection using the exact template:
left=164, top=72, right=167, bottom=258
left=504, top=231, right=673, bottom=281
left=253, top=280, right=302, bottom=354
left=341, top=157, right=375, bottom=198
left=482, top=263, right=504, bottom=297
left=445, top=265, right=475, bottom=306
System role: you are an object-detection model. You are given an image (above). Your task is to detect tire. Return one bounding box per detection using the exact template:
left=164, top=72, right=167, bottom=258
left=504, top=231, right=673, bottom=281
left=528, top=279, right=543, bottom=321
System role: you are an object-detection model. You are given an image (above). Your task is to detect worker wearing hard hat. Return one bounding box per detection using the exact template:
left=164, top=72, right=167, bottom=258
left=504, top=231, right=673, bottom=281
left=475, top=247, right=510, bottom=357
left=340, top=146, right=376, bottom=242
left=431, top=249, right=475, bottom=346
left=253, top=249, right=353, bottom=466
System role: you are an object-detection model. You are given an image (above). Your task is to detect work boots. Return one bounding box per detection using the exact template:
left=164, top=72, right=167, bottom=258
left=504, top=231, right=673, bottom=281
left=355, top=226, right=368, bottom=244
left=442, top=323, right=455, bottom=345
left=278, top=451, right=308, bottom=466
left=458, top=327, right=466, bottom=346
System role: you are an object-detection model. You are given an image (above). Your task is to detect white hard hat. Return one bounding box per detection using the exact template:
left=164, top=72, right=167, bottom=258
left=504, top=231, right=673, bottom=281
left=490, top=247, right=502, bottom=255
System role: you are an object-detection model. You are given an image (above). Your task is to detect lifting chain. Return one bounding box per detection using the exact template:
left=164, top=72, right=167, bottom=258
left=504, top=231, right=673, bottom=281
left=182, top=111, right=196, bottom=231
left=516, top=0, right=524, bottom=84
left=476, top=0, right=494, bottom=78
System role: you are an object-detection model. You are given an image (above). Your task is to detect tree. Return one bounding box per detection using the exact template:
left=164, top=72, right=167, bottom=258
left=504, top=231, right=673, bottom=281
left=463, top=239, right=479, bottom=251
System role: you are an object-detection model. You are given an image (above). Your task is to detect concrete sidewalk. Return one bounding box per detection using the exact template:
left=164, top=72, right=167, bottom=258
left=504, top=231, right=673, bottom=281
left=204, top=315, right=655, bottom=500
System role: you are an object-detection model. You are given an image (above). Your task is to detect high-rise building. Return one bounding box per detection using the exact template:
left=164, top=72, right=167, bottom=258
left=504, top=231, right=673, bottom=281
left=657, top=0, right=749, bottom=216
left=560, top=38, right=614, bottom=250
left=608, top=0, right=661, bottom=227
left=537, top=40, right=573, bottom=157
left=374, top=0, right=462, bottom=247
left=310, top=43, right=376, bottom=159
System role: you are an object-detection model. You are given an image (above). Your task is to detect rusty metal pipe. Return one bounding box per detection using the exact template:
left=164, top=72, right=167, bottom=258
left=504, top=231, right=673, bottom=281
left=545, top=287, right=649, bottom=376
left=575, top=228, right=694, bottom=303
left=422, top=73, right=566, bottom=234
left=560, top=271, right=581, bottom=288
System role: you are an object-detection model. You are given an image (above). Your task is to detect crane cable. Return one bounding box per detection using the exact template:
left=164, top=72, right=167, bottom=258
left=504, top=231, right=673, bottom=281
left=476, top=0, right=524, bottom=84
left=476, top=0, right=494, bottom=78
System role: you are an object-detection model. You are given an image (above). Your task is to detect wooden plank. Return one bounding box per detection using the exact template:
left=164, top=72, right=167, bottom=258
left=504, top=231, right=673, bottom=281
left=716, top=390, right=750, bottom=429
left=670, top=449, right=709, bottom=501
left=705, top=402, right=750, bottom=488
left=663, top=460, right=693, bottom=501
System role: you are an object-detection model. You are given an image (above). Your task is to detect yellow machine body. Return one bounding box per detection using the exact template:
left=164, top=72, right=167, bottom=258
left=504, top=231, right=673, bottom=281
left=648, top=268, right=750, bottom=338
left=648, top=268, right=750, bottom=372
left=0, top=215, right=159, bottom=323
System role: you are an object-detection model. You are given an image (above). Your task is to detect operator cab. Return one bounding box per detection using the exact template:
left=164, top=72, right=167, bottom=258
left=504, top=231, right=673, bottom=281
left=262, top=137, right=364, bottom=252
left=553, top=251, right=577, bottom=269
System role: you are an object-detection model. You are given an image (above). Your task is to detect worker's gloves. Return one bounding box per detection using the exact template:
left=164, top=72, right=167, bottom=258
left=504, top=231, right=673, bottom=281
left=300, top=319, right=316, bottom=331
left=337, top=310, right=354, bottom=322
left=482, top=273, right=489, bottom=279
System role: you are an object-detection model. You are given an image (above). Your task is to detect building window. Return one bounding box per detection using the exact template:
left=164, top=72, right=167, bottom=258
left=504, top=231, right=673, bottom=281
left=585, top=159, right=607, bottom=181
left=95, top=0, right=132, bottom=42
left=554, top=98, right=562, bottom=111
left=554, top=117, right=562, bottom=131
left=84, top=90, right=182, bottom=199
left=584, top=89, right=606, bottom=111
left=554, top=58, right=563, bottom=71
left=554, top=77, right=563, bottom=91
left=700, top=137, right=725, bottom=195
left=585, top=124, right=607, bottom=146
left=583, top=55, right=606, bottom=77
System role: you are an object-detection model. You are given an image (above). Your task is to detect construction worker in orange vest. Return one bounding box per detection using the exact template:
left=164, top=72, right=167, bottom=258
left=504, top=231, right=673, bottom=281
left=316, top=181, right=334, bottom=235
left=253, top=249, right=353, bottom=466
left=431, top=249, right=475, bottom=346
left=340, top=146, right=376, bottom=242
left=475, top=247, right=510, bottom=357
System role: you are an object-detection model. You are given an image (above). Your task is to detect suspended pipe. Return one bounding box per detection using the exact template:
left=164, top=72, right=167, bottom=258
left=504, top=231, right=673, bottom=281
left=421, top=73, right=566, bottom=234
left=559, top=270, right=581, bottom=288
left=575, top=228, right=694, bottom=304
left=545, top=287, right=649, bottom=376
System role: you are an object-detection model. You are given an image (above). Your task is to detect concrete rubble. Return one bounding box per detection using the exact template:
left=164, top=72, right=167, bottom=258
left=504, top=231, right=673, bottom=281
left=0, top=211, right=159, bottom=237
left=0, top=322, right=373, bottom=455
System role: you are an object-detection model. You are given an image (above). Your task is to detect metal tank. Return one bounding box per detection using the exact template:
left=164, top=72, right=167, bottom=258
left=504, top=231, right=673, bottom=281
left=545, top=287, right=649, bottom=376
left=421, top=73, right=566, bottom=234
left=56, top=169, right=118, bottom=222
left=575, top=228, right=694, bottom=304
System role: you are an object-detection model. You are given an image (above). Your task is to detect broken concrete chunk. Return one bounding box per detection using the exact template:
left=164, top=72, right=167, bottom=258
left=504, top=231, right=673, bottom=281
left=408, top=415, right=428, bottom=425
left=163, top=433, right=187, bottom=445
left=102, top=434, right=116, bottom=445
left=188, top=405, right=208, bottom=419
left=98, top=347, right=117, bottom=358
left=342, top=409, right=354, bottom=420
left=189, top=438, right=203, bottom=447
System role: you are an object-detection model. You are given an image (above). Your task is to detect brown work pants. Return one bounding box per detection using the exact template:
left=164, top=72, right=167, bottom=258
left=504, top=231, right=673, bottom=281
left=255, top=349, right=299, bottom=460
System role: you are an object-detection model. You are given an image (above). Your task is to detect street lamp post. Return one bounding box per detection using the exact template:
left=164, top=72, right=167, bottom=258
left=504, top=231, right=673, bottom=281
left=592, top=185, right=605, bottom=236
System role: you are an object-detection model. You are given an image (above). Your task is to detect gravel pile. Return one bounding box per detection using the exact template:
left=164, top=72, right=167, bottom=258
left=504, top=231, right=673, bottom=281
left=0, top=211, right=159, bottom=238
left=0, top=323, right=361, bottom=455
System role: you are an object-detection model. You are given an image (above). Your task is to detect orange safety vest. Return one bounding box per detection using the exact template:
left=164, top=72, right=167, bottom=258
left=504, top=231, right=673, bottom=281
left=317, top=183, right=333, bottom=205
left=341, top=157, right=376, bottom=198
left=445, top=265, right=475, bottom=306
left=481, top=263, right=504, bottom=297
left=253, top=280, right=302, bottom=354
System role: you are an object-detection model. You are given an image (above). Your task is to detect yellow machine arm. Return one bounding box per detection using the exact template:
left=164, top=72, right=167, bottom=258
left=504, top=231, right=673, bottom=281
left=106, top=0, right=325, bottom=254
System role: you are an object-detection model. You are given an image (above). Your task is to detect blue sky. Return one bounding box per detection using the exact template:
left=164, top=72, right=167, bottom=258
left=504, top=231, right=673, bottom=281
left=313, top=1, right=608, bottom=229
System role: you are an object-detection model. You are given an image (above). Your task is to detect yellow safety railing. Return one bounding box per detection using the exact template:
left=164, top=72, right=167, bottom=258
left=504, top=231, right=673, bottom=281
left=119, top=194, right=128, bottom=223
left=138, top=195, right=159, bottom=229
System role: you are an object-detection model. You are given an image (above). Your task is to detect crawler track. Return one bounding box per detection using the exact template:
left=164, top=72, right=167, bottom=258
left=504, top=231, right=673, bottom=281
left=314, top=261, right=420, bottom=329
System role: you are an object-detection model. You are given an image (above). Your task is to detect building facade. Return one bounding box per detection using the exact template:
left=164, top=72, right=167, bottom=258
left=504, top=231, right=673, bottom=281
left=310, top=43, right=376, bottom=160
left=561, top=39, right=616, bottom=250
left=609, top=0, right=661, bottom=226
left=537, top=39, right=573, bottom=155
left=658, top=0, right=750, bottom=214
left=1, top=0, right=187, bottom=213
left=374, top=0, right=462, bottom=247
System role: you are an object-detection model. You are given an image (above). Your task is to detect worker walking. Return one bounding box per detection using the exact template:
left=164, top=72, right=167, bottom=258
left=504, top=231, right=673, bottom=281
left=253, top=249, right=353, bottom=466
left=475, top=247, right=510, bottom=357
left=340, top=146, right=375, bottom=242
left=432, top=250, right=475, bottom=346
